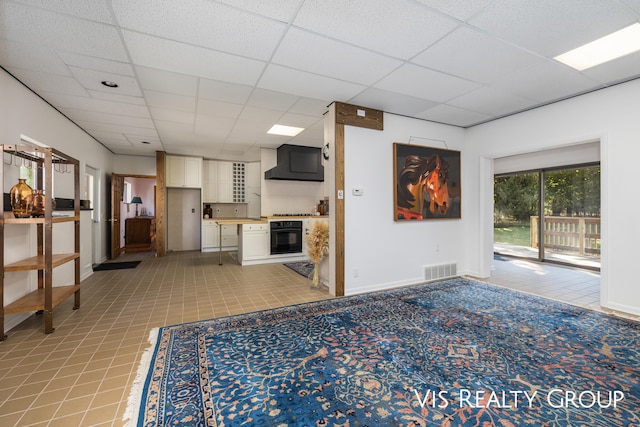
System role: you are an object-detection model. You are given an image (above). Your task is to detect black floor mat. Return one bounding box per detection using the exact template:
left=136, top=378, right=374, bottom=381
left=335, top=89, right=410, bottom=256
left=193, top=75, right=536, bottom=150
left=93, top=261, right=141, bottom=271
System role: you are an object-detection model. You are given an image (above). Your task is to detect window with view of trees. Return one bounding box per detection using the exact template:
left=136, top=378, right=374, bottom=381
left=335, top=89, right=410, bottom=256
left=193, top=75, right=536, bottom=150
left=494, top=164, right=600, bottom=269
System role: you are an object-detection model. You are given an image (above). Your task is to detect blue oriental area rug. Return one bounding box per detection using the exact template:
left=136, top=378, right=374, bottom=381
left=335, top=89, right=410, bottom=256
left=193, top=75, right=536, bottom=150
left=125, top=278, right=640, bottom=426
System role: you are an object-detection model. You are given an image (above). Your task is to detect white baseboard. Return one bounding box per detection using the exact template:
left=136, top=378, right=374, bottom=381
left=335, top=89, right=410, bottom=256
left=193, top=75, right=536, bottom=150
left=4, top=312, right=32, bottom=335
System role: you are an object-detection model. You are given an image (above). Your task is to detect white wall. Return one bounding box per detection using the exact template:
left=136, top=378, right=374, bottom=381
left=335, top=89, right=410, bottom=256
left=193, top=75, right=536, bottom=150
left=113, top=154, right=156, bottom=176
left=465, top=78, right=640, bottom=317
left=342, top=113, right=466, bottom=295
left=0, top=69, right=114, bottom=331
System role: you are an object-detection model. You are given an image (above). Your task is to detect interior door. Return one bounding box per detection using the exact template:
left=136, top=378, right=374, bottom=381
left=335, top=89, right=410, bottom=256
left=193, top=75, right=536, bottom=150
left=111, top=174, right=124, bottom=259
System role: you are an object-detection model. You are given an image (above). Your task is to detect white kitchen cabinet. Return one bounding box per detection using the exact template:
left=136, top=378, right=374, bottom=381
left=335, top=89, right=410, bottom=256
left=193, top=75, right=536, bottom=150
left=239, top=223, right=269, bottom=262
left=166, top=155, right=202, bottom=188
left=202, top=220, right=219, bottom=250
left=221, top=224, right=238, bottom=247
left=217, top=161, right=233, bottom=202
left=202, top=160, right=218, bottom=202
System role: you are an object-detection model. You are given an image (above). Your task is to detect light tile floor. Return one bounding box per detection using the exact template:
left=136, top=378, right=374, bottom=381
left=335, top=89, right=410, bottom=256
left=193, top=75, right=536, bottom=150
left=0, top=251, right=621, bottom=426
left=486, top=255, right=601, bottom=310
left=0, top=251, right=331, bottom=427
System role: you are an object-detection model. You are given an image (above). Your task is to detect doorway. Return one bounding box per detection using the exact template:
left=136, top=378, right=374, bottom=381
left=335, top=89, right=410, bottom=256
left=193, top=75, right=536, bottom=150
left=494, top=163, right=601, bottom=270
left=84, top=165, right=101, bottom=265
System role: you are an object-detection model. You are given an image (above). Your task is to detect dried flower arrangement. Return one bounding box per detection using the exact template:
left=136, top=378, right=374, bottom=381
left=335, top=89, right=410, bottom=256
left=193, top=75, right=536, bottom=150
left=306, top=220, right=329, bottom=288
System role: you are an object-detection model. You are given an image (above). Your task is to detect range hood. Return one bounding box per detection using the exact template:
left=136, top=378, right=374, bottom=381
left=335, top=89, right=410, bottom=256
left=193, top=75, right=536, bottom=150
left=265, top=144, right=324, bottom=182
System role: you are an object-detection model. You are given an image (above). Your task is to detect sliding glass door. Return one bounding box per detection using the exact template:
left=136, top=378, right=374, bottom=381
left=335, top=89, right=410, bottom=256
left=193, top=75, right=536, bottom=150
left=494, top=164, right=600, bottom=269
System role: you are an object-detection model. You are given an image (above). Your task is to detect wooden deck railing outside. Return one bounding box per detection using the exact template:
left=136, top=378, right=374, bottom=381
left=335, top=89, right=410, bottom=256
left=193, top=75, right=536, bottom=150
left=531, top=216, right=601, bottom=255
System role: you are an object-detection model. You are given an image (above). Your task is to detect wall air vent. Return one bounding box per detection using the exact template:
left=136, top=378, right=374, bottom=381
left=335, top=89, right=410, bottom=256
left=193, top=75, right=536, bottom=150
left=423, top=263, right=458, bottom=281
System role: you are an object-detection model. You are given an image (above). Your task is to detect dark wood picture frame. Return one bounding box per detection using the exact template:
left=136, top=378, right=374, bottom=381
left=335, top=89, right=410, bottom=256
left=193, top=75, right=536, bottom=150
left=393, top=142, right=461, bottom=221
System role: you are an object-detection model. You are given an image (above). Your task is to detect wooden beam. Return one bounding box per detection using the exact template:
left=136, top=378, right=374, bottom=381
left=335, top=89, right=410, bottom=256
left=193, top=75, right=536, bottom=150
left=156, top=151, right=166, bottom=257
left=334, top=122, right=345, bottom=297
left=335, top=102, right=383, bottom=130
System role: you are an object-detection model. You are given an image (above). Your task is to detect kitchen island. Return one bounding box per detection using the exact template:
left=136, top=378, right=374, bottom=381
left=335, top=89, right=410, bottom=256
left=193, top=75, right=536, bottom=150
left=213, top=218, right=267, bottom=265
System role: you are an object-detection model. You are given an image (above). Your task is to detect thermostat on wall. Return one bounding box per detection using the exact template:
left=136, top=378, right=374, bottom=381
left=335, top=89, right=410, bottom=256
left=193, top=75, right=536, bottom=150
left=352, top=188, right=364, bottom=196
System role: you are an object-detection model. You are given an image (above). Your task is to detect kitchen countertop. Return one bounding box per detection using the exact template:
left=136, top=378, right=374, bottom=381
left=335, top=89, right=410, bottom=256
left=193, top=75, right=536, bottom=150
left=211, top=217, right=268, bottom=225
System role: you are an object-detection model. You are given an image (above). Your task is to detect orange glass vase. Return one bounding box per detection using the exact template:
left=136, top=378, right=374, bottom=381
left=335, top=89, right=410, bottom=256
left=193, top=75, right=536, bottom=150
left=10, top=178, right=34, bottom=218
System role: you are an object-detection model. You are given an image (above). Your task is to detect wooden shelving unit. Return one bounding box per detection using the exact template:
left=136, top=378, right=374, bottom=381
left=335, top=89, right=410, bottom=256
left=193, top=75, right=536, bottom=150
left=0, top=143, right=80, bottom=339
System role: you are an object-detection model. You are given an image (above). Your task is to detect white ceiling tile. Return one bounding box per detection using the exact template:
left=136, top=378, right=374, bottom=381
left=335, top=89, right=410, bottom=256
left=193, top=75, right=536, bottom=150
left=237, top=106, right=284, bottom=130
left=197, top=99, right=243, bottom=119
left=581, top=50, right=640, bottom=85
left=412, top=26, right=542, bottom=84
left=495, top=60, right=604, bottom=103
left=194, top=115, right=236, bottom=139
left=272, top=113, right=322, bottom=129
left=87, top=130, right=130, bottom=143
left=288, top=98, right=330, bottom=116
left=154, top=120, right=194, bottom=135
left=273, top=28, right=402, bottom=85
left=87, top=90, right=146, bottom=105
left=111, top=0, right=287, bottom=61
left=68, top=66, right=142, bottom=96
left=415, top=104, right=493, bottom=127
left=447, top=86, right=539, bottom=117
left=374, top=64, right=481, bottom=102
left=258, top=64, right=366, bottom=101
left=9, top=0, right=114, bottom=23
left=217, top=0, right=304, bottom=22
left=0, top=2, right=127, bottom=61
left=149, top=107, right=195, bottom=125
left=5, top=67, right=88, bottom=96
left=122, top=31, right=265, bottom=85
left=135, top=66, right=198, bottom=97
left=414, top=0, right=494, bottom=21
left=57, top=52, right=135, bottom=76
left=0, top=39, right=70, bottom=75
left=294, top=0, right=459, bottom=59
left=198, top=78, right=253, bottom=104
left=125, top=135, right=162, bottom=147
left=76, top=121, right=159, bottom=137
left=469, top=0, right=638, bottom=57
left=247, top=89, right=299, bottom=111
left=145, top=90, right=196, bottom=112
left=349, top=88, right=438, bottom=117
left=620, top=0, right=640, bottom=14
left=36, top=93, right=151, bottom=118
left=61, top=108, right=155, bottom=128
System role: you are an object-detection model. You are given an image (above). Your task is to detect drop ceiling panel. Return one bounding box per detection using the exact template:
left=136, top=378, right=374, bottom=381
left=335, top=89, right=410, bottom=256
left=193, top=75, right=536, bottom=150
left=37, top=93, right=151, bottom=118
left=198, top=78, right=253, bottom=104
left=0, top=39, right=70, bottom=75
left=416, top=103, right=493, bottom=127
left=58, top=52, right=135, bottom=76
left=122, top=30, right=266, bottom=85
left=447, top=86, right=539, bottom=117
left=149, top=107, right=195, bottom=125
left=411, top=26, right=542, bottom=84
left=135, top=66, right=198, bottom=97
left=145, top=90, right=196, bottom=112
left=154, top=120, right=195, bottom=136
left=494, top=61, right=604, bottom=103
left=374, top=63, right=481, bottom=102
left=582, top=50, right=640, bottom=85
left=197, top=99, right=243, bottom=119
left=288, top=98, right=330, bottom=117
left=469, top=0, right=638, bottom=57
left=5, top=67, right=88, bottom=96
left=0, top=2, right=128, bottom=61
left=86, top=90, right=146, bottom=105
left=111, top=0, right=287, bottom=61
left=293, top=0, right=459, bottom=59
left=413, top=0, right=494, bottom=21
left=217, top=0, right=304, bottom=22
left=237, top=106, right=284, bottom=130
left=273, top=27, right=402, bottom=85
left=10, top=0, right=115, bottom=24
left=68, top=66, right=143, bottom=96
left=273, top=113, right=322, bottom=129
left=76, top=121, right=159, bottom=137
left=258, top=64, right=366, bottom=101
left=246, top=88, right=299, bottom=112
left=349, top=88, right=438, bottom=117
left=194, top=115, right=235, bottom=139
left=61, top=108, right=155, bottom=128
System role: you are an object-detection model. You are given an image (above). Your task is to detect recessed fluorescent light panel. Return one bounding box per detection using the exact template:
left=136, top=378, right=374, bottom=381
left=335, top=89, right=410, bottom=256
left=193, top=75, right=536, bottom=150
left=555, top=23, right=640, bottom=70
left=267, top=124, right=304, bottom=136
